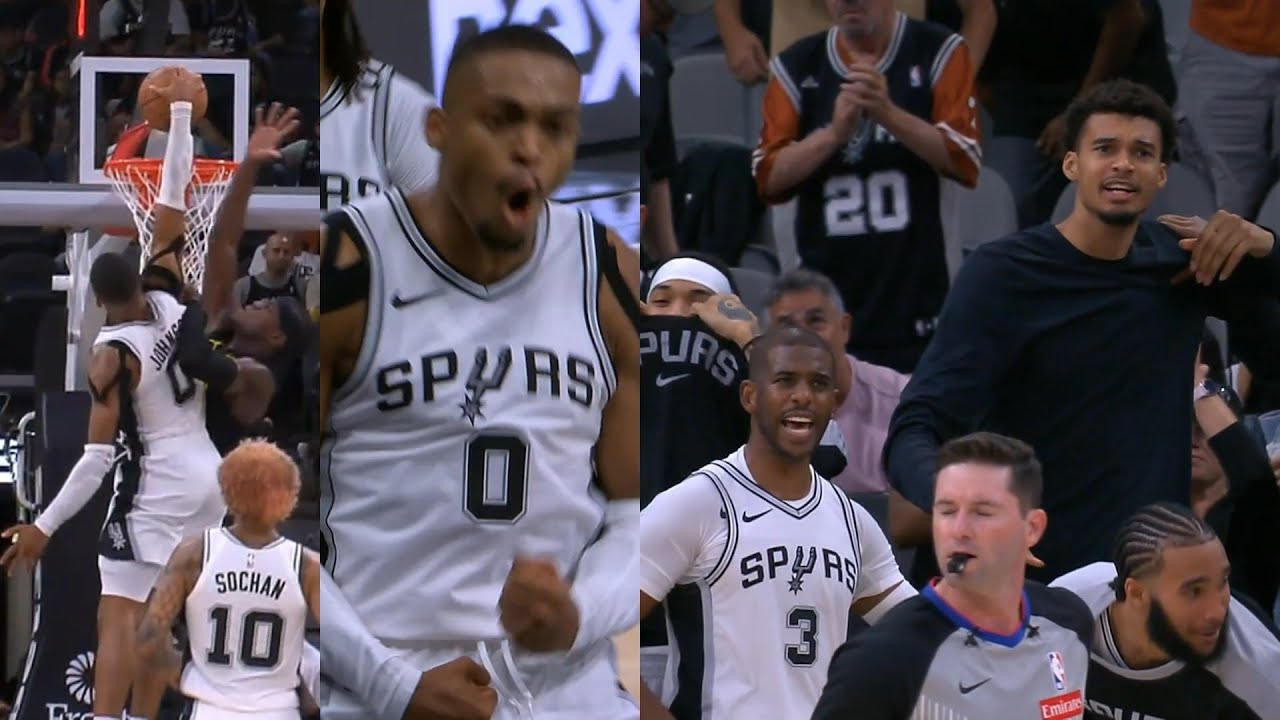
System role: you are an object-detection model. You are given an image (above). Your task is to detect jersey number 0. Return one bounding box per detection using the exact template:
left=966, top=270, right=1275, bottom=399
left=463, top=432, right=529, bottom=523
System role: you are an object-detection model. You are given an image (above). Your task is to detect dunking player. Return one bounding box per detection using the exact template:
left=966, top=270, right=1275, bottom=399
left=1, top=71, right=275, bottom=720
left=136, top=440, right=320, bottom=720
left=320, top=0, right=439, bottom=211
left=1052, top=503, right=1280, bottom=720
left=319, top=25, right=641, bottom=720
left=639, top=326, right=913, bottom=719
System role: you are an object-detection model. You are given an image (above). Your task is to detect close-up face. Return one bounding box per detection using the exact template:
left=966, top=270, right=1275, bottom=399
left=826, top=0, right=888, bottom=39
left=933, top=463, right=1043, bottom=584
left=742, top=345, right=838, bottom=461
left=234, top=298, right=285, bottom=351
left=429, top=50, right=581, bottom=255
left=768, top=289, right=851, bottom=360
left=1065, top=112, right=1167, bottom=227
left=1135, top=540, right=1231, bottom=662
left=646, top=279, right=714, bottom=317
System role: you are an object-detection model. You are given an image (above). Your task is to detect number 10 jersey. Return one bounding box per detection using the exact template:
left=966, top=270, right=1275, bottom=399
left=321, top=189, right=617, bottom=646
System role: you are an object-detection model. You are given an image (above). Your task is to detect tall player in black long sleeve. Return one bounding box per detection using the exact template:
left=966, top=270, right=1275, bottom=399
left=882, top=80, right=1280, bottom=584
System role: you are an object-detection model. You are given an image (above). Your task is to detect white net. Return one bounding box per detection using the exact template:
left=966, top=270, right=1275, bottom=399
left=104, top=158, right=238, bottom=291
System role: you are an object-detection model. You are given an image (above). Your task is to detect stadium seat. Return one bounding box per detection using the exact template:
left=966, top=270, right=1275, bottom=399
left=670, top=52, right=757, bottom=146
left=738, top=244, right=780, bottom=275
left=769, top=199, right=802, bottom=272
left=1050, top=162, right=1217, bottom=224
left=940, top=169, right=1018, bottom=280
left=729, top=267, right=775, bottom=318
left=1255, top=180, right=1280, bottom=231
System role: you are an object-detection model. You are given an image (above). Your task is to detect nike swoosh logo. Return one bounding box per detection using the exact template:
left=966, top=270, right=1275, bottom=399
left=958, top=678, right=991, bottom=694
left=655, top=373, right=690, bottom=387
left=741, top=510, right=770, bottom=523
left=390, top=290, right=436, bottom=309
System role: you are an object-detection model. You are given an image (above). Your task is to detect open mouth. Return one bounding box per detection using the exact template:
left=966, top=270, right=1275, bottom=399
left=508, top=190, right=533, bottom=212
left=1102, top=180, right=1137, bottom=201
left=780, top=413, right=815, bottom=440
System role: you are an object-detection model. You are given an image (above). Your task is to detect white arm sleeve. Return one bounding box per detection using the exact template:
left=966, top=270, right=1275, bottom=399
left=34, top=444, right=115, bottom=536
left=384, top=75, right=440, bottom=192
left=99, top=2, right=122, bottom=40
left=320, top=569, right=420, bottom=720
left=568, top=498, right=640, bottom=653
left=849, top=498, right=909, bottom=603
left=639, top=476, right=727, bottom=602
left=157, top=101, right=194, bottom=211
left=168, top=0, right=190, bottom=35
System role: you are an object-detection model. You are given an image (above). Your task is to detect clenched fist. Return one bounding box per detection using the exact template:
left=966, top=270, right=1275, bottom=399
left=499, top=556, right=580, bottom=652
left=405, top=657, right=498, bottom=720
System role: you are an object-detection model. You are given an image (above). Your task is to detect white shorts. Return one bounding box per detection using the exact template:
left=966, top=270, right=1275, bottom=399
left=187, top=701, right=300, bottom=720
left=98, top=556, right=164, bottom=603
left=320, top=640, right=639, bottom=720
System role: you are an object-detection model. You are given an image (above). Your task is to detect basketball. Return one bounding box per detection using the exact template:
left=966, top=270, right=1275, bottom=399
left=138, top=66, right=207, bottom=131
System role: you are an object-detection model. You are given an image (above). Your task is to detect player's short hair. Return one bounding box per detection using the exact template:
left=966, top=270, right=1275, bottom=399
left=1064, top=79, right=1176, bottom=162
left=90, top=252, right=140, bottom=305
left=936, top=432, right=1043, bottom=513
left=746, top=325, right=835, bottom=383
left=219, top=439, right=300, bottom=527
left=275, top=296, right=313, bottom=361
left=1111, top=502, right=1217, bottom=600
left=442, top=24, right=581, bottom=107
left=322, top=0, right=370, bottom=98
left=763, top=268, right=847, bottom=321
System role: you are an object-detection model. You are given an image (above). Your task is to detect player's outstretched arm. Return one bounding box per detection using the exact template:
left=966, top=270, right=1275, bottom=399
left=204, top=103, right=301, bottom=321
left=147, top=70, right=206, bottom=293
left=1, top=345, right=131, bottom=573
left=137, top=534, right=204, bottom=686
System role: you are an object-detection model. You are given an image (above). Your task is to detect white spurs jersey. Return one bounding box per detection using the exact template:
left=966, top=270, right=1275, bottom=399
left=94, top=290, right=223, bottom=566
left=183, top=528, right=308, bottom=712
left=639, top=448, right=906, bottom=719
left=321, top=189, right=618, bottom=646
left=320, top=59, right=439, bottom=211
left=93, top=290, right=211, bottom=448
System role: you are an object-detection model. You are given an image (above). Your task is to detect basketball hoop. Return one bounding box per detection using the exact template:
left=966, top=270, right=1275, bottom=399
left=104, top=157, right=239, bottom=291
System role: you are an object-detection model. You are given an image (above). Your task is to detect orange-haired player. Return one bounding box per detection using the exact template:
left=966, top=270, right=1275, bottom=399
left=135, top=440, right=321, bottom=720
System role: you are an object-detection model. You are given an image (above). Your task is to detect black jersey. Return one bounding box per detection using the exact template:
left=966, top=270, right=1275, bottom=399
left=814, top=580, right=1093, bottom=720
left=761, top=16, right=979, bottom=371
left=1053, top=562, right=1280, bottom=720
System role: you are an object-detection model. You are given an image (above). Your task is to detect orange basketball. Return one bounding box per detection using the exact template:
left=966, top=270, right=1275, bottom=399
left=139, top=66, right=208, bottom=131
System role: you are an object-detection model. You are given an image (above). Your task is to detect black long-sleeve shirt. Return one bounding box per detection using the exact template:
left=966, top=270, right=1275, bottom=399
left=884, top=220, right=1280, bottom=582
left=1205, top=422, right=1280, bottom=614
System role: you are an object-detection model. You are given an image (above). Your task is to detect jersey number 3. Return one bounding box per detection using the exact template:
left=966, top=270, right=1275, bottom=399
left=464, top=432, right=529, bottom=523
left=785, top=606, right=819, bottom=667
left=207, top=606, right=285, bottom=669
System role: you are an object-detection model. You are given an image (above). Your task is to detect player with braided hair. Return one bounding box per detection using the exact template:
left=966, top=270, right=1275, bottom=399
left=1052, top=502, right=1280, bottom=719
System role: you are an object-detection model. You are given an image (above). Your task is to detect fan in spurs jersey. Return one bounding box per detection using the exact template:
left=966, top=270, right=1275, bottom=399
left=1051, top=503, right=1280, bottom=720
left=639, top=326, right=915, bottom=719
left=136, top=440, right=320, bottom=720
left=318, top=25, right=641, bottom=720
left=320, top=0, right=439, bottom=211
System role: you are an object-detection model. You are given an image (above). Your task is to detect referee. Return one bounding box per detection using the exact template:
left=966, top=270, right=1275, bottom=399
left=813, top=433, right=1093, bottom=719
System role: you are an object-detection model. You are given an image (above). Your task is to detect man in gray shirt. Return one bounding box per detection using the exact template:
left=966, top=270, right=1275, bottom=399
left=234, top=233, right=307, bottom=307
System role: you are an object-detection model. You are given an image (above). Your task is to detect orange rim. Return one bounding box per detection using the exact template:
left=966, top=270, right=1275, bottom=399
left=103, top=157, right=239, bottom=186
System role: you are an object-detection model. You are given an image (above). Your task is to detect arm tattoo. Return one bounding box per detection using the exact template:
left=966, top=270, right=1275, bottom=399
left=717, top=298, right=755, bottom=323
left=137, top=539, right=203, bottom=677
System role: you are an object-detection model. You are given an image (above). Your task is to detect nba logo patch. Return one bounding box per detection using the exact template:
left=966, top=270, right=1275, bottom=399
left=909, top=65, right=922, bottom=88
left=1047, top=651, right=1067, bottom=690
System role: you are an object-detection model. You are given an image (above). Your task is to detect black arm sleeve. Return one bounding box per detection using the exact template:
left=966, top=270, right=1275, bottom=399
left=1209, top=422, right=1275, bottom=501
left=882, top=246, right=1023, bottom=511
left=812, top=619, right=929, bottom=720
left=175, top=301, right=238, bottom=392
left=319, top=210, right=370, bottom=314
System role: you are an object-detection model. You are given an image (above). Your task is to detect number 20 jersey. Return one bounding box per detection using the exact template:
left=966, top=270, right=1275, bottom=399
left=321, top=189, right=616, bottom=645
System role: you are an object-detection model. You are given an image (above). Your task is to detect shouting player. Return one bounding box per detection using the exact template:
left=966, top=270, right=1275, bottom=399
left=319, top=25, right=641, bottom=720
left=640, top=325, right=913, bottom=719
left=1052, top=503, right=1280, bottom=720
left=136, top=440, right=321, bottom=720
left=320, top=0, right=439, bottom=211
